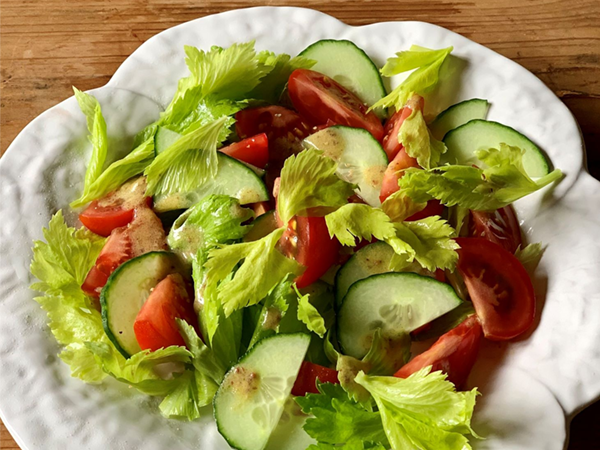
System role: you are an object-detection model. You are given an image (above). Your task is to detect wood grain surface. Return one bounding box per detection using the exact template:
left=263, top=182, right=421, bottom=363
left=1, top=1, right=599, bottom=449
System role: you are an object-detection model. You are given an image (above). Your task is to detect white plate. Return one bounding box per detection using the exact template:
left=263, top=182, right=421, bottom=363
left=1, top=6, right=599, bottom=450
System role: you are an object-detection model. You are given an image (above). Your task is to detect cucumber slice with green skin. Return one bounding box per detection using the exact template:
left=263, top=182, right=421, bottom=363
left=154, top=126, right=181, bottom=155
left=214, top=333, right=311, bottom=450
left=153, top=153, right=269, bottom=213
left=304, top=126, right=388, bottom=207
left=100, top=251, right=180, bottom=358
left=299, top=39, right=387, bottom=119
left=337, top=272, right=463, bottom=359
left=244, top=210, right=278, bottom=242
left=335, top=241, right=395, bottom=308
left=442, top=119, right=550, bottom=177
left=429, top=99, right=490, bottom=140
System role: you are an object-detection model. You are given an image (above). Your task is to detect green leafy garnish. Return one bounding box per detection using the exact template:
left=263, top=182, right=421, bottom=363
left=399, top=144, right=563, bottom=211
left=399, top=107, right=447, bottom=169
left=381, top=189, right=426, bottom=223
left=355, top=367, right=480, bottom=450
left=204, top=228, right=303, bottom=317
left=515, top=242, right=545, bottom=273
left=144, top=116, right=230, bottom=197
left=325, top=204, right=395, bottom=247
left=167, top=194, right=253, bottom=263
left=278, top=149, right=355, bottom=224
left=295, top=285, right=327, bottom=338
left=371, top=46, right=453, bottom=110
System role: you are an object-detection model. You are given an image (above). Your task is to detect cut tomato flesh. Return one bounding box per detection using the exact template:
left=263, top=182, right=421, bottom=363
left=292, top=361, right=339, bottom=396
left=395, top=315, right=482, bottom=387
left=79, top=201, right=135, bottom=237
left=220, top=133, right=269, bottom=169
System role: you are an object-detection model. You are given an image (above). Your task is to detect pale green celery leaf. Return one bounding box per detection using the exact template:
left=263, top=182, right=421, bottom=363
left=295, top=285, right=327, bottom=338
left=168, top=195, right=253, bottom=263
left=308, top=441, right=387, bottom=450
left=250, top=51, right=316, bottom=104
left=295, top=382, right=388, bottom=447
left=446, top=205, right=471, bottom=238
left=336, top=355, right=372, bottom=405
left=31, top=211, right=105, bottom=296
left=86, top=341, right=192, bottom=396
left=70, top=136, right=155, bottom=207
left=392, top=217, right=460, bottom=272
left=183, top=42, right=271, bottom=100
left=158, top=320, right=227, bottom=420
left=159, top=370, right=216, bottom=420
left=381, top=46, right=455, bottom=77
left=399, top=144, right=563, bottom=211
left=59, top=343, right=108, bottom=383
left=73, top=87, right=108, bottom=191
left=356, top=367, right=480, bottom=439
left=515, top=242, right=545, bottom=273
left=324, top=329, right=341, bottom=365
left=372, top=46, right=452, bottom=110
left=399, top=108, right=447, bottom=169
left=325, top=204, right=396, bottom=247
left=278, top=149, right=355, bottom=224
left=144, top=116, right=231, bottom=197
left=249, top=274, right=295, bottom=348
left=205, top=227, right=303, bottom=317
left=381, top=189, right=426, bottom=222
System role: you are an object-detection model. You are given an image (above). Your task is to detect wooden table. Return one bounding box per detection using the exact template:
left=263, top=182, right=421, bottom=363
left=1, top=1, right=599, bottom=448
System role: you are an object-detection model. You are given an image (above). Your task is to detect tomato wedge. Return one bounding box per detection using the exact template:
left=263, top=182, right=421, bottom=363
left=405, top=200, right=444, bottom=222
left=379, top=147, right=420, bottom=202
left=381, top=95, right=425, bottom=161
left=82, top=206, right=167, bottom=299
left=220, top=133, right=269, bottom=169
left=470, top=205, right=522, bottom=254
left=133, top=273, right=198, bottom=352
left=291, top=361, right=339, bottom=396
left=278, top=214, right=340, bottom=289
left=395, top=315, right=482, bottom=387
left=288, top=69, right=384, bottom=141
left=236, top=106, right=311, bottom=191
left=79, top=201, right=134, bottom=237
left=455, top=237, right=535, bottom=340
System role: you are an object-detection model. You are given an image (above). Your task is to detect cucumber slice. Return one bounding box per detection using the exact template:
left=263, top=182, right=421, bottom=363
left=304, top=126, right=388, bottom=206
left=300, top=39, right=387, bottom=119
left=244, top=210, right=278, bottom=242
left=153, top=153, right=269, bottom=212
left=100, top=252, right=180, bottom=358
left=335, top=242, right=395, bottom=307
left=154, top=126, right=181, bottom=155
left=214, top=333, right=310, bottom=450
left=337, top=272, right=462, bottom=359
left=442, top=119, right=550, bottom=177
left=429, top=99, right=490, bottom=139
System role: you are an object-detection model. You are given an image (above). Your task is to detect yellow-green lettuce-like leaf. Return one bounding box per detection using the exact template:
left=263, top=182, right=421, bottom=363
left=325, top=203, right=396, bottom=247
left=398, top=108, right=447, bottom=169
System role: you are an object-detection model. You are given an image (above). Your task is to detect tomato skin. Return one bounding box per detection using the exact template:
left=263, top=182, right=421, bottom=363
left=288, top=69, right=384, bottom=141
left=381, top=95, right=424, bottom=161
left=278, top=215, right=340, bottom=289
left=220, top=133, right=269, bottom=169
left=455, top=237, right=535, bottom=341
left=81, top=266, right=110, bottom=298
left=79, top=201, right=135, bottom=237
left=134, top=274, right=198, bottom=352
left=379, top=147, right=420, bottom=202
left=292, top=361, right=339, bottom=396
left=236, top=106, right=311, bottom=192
left=395, top=315, right=482, bottom=387
left=470, top=205, right=522, bottom=254
left=405, top=200, right=444, bottom=221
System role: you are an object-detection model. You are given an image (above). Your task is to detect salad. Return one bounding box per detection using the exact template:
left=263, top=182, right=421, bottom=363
left=30, top=39, right=562, bottom=450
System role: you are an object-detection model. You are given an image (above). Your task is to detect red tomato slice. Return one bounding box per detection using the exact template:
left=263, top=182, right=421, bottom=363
left=82, top=207, right=167, bottom=299
left=405, top=200, right=444, bottom=221
left=133, top=274, right=198, bottom=352
left=288, top=69, right=384, bottom=141
left=381, top=95, right=425, bottom=161
left=79, top=201, right=134, bottom=237
left=455, top=237, right=535, bottom=341
left=278, top=215, right=340, bottom=289
left=379, top=147, right=420, bottom=202
left=220, top=133, right=269, bottom=169
left=291, top=361, right=339, bottom=396
left=236, top=106, right=311, bottom=191
left=395, top=315, right=482, bottom=387
left=470, top=205, right=522, bottom=254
